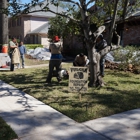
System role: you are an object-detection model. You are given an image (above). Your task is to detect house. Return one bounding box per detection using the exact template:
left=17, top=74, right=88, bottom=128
left=118, top=8, right=140, bottom=46
left=9, top=0, right=139, bottom=48
left=88, top=1, right=140, bottom=47
left=8, top=0, right=64, bottom=46
left=98, top=8, right=140, bottom=46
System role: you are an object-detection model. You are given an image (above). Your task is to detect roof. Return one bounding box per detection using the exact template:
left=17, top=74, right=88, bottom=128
left=27, top=0, right=64, bottom=18
left=131, top=8, right=140, bottom=17
left=28, top=22, right=50, bottom=34
left=125, top=8, right=140, bottom=20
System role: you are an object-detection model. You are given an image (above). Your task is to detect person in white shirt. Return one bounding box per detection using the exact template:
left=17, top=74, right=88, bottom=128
left=9, top=37, right=20, bottom=71
left=46, top=36, right=63, bottom=84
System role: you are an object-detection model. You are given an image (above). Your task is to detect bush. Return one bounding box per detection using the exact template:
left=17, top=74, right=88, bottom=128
left=8, top=39, right=20, bottom=43
left=113, top=46, right=140, bottom=68
left=25, top=44, right=43, bottom=49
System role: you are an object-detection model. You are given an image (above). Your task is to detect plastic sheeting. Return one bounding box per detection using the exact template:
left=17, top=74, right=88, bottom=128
left=27, top=47, right=140, bottom=63
left=27, top=47, right=115, bottom=62
left=105, top=52, right=114, bottom=62
left=0, top=53, right=11, bottom=67
left=27, top=47, right=51, bottom=60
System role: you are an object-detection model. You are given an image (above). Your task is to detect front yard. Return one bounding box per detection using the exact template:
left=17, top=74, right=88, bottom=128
left=0, top=62, right=140, bottom=122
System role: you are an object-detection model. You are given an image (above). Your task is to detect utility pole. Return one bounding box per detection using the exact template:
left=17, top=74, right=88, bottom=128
left=0, top=0, right=8, bottom=52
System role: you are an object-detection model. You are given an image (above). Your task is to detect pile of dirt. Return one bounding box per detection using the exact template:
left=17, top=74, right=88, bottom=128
left=25, top=54, right=36, bottom=59
left=105, top=60, right=140, bottom=74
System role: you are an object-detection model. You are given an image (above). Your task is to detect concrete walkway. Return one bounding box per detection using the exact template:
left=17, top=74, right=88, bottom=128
left=0, top=80, right=108, bottom=140
left=0, top=62, right=71, bottom=70
left=0, top=64, right=48, bottom=70
left=1, top=80, right=140, bottom=140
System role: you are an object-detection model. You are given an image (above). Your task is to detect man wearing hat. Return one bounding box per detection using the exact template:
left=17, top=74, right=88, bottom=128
left=95, top=34, right=107, bottom=77
left=46, top=36, right=63, bottom=84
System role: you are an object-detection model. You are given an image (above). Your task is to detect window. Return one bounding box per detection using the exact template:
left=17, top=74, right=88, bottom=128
left=17, top=17, right=21, bottom=26
left=12, top=19, right=16, bottom=27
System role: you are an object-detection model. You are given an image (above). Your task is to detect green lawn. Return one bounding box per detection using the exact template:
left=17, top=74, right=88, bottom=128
left=0, top=117, right=18, bottom=140
left=0, top=63, right=140, bottom=122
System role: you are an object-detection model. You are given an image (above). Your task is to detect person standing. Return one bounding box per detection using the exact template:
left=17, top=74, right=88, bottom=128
left=9, top=37, right=20, bottom=71
left=95, top=34, right=107, bottom=77
left=18, top=41, right=26, bottom=68
left=46, top=36, right=63, bottom=84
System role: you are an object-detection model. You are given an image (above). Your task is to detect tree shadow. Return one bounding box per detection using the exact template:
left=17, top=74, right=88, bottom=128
left=0, top=80, right=105, bottom=140
left=106, top=70, right=132, bottom=78
left=0, top=68, right=140, bottom=123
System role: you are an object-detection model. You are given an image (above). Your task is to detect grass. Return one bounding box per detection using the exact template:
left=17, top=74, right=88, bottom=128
left=0, top=62, right=140, bottom=123
left=0, top=117, right=18, bottom=140
left=24, top=54, right=49, bottom=66
left=0, top=57, right=48, bottom=139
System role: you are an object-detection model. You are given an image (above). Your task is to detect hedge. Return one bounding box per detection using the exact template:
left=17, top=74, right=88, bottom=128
left=25, top=44, right=43, bottom=49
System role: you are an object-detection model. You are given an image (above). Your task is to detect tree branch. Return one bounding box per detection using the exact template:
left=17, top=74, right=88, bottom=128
left=88, top=0, right=113, bottom=19
left=108, top=0, right=119, bottom=45
left=22, top=8, right=80, bottom=23
left=122, top=0, right=129, bottom=20
left=100, top=33, right=120, bottom=57
left=59, top=0, right=80, bottom=7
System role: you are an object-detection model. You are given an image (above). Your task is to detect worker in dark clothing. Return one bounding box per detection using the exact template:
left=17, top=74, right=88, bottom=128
left=95, top=34, right=107, bottom=77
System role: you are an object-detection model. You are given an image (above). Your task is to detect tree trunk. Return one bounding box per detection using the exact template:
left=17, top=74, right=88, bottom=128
left=87, top=29, right=120, bottom=87
left=0, top=1, right=2, bottom=50
left=0, top=0, right=8, bottom=52
left=88, top=46, right=96, bottom=86
left=88, top=46, right=104, bottom=87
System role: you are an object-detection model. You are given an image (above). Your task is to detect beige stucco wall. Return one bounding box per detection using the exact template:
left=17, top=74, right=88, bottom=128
left=41, top=37, right=50, bottom=47
left=23, top=17, right=31, bottom=37
left=30, top=17, right=48, bottom=31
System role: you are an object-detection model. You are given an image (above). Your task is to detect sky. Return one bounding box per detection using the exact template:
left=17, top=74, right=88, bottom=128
left=22, top=0, right=33, bottom=3
left=21, top=0, right=93, bottom=7
left=21, top=0, right=87, bottom=4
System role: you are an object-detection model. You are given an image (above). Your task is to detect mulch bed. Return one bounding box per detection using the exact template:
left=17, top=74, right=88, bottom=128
left=105, top=60, right=140, bottom=74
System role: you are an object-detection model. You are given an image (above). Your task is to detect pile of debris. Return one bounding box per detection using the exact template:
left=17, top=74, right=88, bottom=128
left=25, top=54, right=36, bottom=59
left=105, top=60, right=140, bottom=74
left=0, top=53, right=10, bottom=69
left=26, top=47, right=140, bottom=74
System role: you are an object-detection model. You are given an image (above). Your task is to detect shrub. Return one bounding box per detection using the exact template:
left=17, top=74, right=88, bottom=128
left=113, top=46, right=140, bottom=68
left=25, top=44, right=43, bottom=49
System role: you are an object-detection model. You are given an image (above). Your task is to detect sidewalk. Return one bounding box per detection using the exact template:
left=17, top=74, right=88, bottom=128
left=0, top=61, right=73, bottom=70
left=1, top=80, right=140, bottom=140
left=0, top=80, right=108, bottom=140
left=83, top=109, right=140, bottom=140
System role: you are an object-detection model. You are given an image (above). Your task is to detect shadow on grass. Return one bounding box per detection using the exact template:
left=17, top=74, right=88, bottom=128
left=1, top=69, right=140, bottom=122
left=119, top=80, right=140, bottom=85
left=39, top=85, right=140, bottom=122
left=106, top=70, right=132, bottom=78
left=1, top=81, right=140, bottom=139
